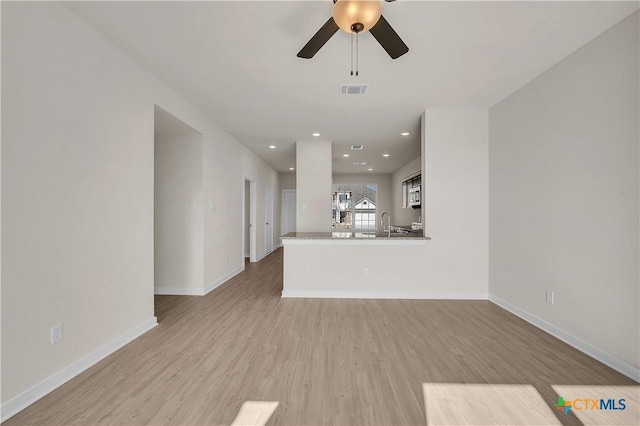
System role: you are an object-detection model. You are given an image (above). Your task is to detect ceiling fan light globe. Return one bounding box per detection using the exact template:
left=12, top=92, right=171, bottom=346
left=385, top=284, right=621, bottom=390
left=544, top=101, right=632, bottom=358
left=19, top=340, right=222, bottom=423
left=332, top=0, right=383, bottom=34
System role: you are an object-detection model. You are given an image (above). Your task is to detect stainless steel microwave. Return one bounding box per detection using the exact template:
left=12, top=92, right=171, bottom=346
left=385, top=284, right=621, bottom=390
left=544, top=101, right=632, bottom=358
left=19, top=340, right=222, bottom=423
left=408, top=185, right=421, bottom=207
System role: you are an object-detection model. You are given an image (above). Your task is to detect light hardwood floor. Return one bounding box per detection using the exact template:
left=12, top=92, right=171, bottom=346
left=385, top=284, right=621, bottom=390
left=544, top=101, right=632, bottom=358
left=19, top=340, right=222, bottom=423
left=5, top=249, right=637, bottom=425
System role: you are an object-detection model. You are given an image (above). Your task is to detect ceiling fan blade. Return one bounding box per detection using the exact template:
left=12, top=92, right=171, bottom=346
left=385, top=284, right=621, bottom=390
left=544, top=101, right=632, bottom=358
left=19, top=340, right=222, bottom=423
left=369, top=15, right=409, bottom=59
left=297, top=17, right=339, bottom=59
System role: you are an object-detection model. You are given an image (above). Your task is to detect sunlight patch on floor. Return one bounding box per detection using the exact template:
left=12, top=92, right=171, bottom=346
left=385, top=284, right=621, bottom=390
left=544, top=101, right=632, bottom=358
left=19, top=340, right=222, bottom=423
left=230, top=401, right=279, bottom=426
left=551, top=385, right=639, bottom=425
left=423, top=383, right=561, bottom=425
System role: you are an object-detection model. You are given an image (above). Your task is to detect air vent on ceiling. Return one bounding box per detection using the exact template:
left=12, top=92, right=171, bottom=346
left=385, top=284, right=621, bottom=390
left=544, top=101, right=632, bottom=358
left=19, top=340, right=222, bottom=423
left=351, top=145, right=364, bottom=151
left=339, top=84, right=369, bottom=95
left=353, top=161, right=367, bottom=166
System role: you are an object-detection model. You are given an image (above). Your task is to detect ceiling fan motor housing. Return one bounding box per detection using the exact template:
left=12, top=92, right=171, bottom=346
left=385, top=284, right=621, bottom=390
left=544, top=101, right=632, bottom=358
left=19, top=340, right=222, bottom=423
left=296, top=0, right=408, bottom=60
left=333, top=0, right=383, bottom=34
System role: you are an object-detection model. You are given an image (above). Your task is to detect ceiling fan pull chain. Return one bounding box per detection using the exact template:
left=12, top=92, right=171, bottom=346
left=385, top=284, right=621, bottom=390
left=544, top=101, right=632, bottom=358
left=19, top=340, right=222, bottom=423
left=350, top=32, right=354, bottom=76
left=356, top=32, right=359, bottom=76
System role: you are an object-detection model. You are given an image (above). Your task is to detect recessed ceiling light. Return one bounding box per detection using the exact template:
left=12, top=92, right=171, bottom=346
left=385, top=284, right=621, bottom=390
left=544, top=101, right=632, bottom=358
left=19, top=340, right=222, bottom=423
left=312, top=133, right=320, bottom=137
left=383, top=153, right=390, bottom=157
left=289, top=167, right=295, bottom=171
left=343, top=154, right=349, bottom=157
left=368, top=168, right=373, bottom=171
left=401, top=132, right=410, bottom=136
left=269, top=145, right=276, bottom=149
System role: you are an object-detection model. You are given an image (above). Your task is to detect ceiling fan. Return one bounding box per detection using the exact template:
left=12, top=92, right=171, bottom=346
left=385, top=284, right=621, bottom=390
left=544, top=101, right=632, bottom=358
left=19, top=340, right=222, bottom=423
left=297, top=0, right=409, bottom=60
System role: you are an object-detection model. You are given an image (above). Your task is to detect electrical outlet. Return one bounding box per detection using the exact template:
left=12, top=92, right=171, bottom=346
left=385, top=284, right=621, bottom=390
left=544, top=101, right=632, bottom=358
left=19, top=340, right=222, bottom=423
left=51, top=324, right=63, bottom=344
left=362, top=268, right=369, bottom=277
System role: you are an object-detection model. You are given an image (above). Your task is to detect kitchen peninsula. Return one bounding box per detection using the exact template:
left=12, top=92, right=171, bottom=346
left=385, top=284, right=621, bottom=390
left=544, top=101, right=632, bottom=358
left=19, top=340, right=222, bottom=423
left=280, top=231, right=430, bottom=299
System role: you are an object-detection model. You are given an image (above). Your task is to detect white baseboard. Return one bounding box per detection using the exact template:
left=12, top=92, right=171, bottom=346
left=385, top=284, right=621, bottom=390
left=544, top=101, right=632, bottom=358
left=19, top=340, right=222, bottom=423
left=489, top=294, right=640, bottom=383
left=154, top=265, right=245, bottom=296
left=1, top=317, right=158, bottom=422
left=254, top=249, right=273, bottom=263
left=154, top=286, right=204, bottom=296
left=204, top=265, right=245, bottom=295
left=254, top=246, right=280, bottom=263
left=281, top=290, right=488, bottom=300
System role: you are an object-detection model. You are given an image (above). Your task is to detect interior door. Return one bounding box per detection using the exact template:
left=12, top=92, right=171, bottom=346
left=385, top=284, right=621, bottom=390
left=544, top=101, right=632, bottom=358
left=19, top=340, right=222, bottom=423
left=265, top=185, right=274, bottom=253
left=282, top=190, right=296, bottom=235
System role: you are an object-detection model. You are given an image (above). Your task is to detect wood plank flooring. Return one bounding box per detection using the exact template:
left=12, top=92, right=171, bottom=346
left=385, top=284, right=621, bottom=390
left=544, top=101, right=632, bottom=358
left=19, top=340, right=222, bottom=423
left=5, top=248, right=637, bottom=425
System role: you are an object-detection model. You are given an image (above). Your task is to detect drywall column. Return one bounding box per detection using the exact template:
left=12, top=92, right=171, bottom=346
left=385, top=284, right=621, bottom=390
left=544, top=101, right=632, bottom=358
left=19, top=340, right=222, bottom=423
left=296, top=140, right=332, bottom=232
left=423, top=110, right=489, bottom=291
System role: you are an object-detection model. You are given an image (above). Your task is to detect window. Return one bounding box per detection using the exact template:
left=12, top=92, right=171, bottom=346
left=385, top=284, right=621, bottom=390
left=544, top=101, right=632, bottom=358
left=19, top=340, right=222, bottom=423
left=401, top=181, right=407, bottom=208
left=401, top=173, right=421, bottom=208
left=332, top=184, right=377, bottom=230
left=354, top=197, right=376, bottom=229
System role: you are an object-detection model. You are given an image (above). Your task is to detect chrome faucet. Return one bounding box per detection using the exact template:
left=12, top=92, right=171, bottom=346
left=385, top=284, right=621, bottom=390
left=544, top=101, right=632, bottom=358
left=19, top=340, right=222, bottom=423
left=380, top=212, right=391, bottom=237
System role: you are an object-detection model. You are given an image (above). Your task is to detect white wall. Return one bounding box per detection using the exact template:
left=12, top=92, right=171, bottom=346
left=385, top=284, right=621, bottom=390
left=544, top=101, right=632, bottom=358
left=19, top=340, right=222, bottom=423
left=154, top=114, right=204, bottom=294
left=392, top=157, right=422, bottom=227
left=2, top=2, right=155, bottom=409
left=332, top=174, right=392, bottom=231
left=489, top=12, right=639, bottom=378
left=279, top=172, right=296, bottom=190
left=296, top=141, right=332, bottom=232
left=283, top=241, right=437, bottom=298
left=1, top=1, right=280, bottom=416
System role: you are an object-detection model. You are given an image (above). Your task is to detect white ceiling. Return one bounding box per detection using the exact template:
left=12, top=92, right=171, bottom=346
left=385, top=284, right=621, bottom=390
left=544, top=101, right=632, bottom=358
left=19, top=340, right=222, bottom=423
left=65, top=1, right=638, bottom=174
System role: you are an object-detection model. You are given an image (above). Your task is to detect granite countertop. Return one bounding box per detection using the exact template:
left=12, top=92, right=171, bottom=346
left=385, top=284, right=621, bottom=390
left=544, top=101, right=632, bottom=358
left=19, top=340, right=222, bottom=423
left=280, top=231, right=430, bottom=240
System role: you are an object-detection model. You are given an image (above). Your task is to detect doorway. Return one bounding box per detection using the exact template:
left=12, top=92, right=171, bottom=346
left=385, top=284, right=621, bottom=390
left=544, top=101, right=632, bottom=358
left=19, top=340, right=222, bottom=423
left=243, top=177, right=257, bottom=263
left=281, top=189, right=296, bottom=235
left=265, top=185, right=274, bottom=254
left=153, top=106, right=203, bottom=306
